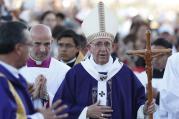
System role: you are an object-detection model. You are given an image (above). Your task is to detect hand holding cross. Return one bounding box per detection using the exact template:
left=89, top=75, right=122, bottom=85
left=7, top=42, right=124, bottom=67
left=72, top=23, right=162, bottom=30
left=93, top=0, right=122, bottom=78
left=126, top=30, right=171, bottom=119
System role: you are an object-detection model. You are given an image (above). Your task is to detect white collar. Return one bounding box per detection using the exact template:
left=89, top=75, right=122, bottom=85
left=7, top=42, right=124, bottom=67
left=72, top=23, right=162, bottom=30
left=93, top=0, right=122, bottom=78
left=29, top=55, right=42, bottom=65
left=61, top=57, right=77, bottom=64
left=0, top=61, right=19, bottom=78
left=89, top=55, right=113, bottom=73
left=81, top=55, right=123, bottom=81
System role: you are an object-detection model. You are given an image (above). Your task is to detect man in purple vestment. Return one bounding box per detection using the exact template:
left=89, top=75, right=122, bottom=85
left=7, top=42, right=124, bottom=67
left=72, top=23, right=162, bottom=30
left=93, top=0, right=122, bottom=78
left=53, top=2, right=156, bottom=119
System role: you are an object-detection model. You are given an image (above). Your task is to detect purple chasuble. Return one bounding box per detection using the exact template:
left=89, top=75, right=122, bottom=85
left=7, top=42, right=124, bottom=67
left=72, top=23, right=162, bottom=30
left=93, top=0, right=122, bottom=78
left=53, top=63, right=146, bottom=119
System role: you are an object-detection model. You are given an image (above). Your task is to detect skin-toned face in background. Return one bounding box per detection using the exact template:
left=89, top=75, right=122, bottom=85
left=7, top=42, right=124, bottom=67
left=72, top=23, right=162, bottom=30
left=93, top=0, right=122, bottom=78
left=57, top=37, right=79, bottom=62
left=42, top=13, right=57, bottom=30
left=88, top=38, right=113, bottom=65
left=30, top=24, right=52, bottom=61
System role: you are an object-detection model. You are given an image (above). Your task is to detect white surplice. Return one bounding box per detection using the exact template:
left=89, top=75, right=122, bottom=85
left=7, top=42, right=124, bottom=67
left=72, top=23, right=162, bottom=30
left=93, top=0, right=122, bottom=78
left=19, top=57, right=70, bottom=108
left=160, top=52, right=179, bottom=119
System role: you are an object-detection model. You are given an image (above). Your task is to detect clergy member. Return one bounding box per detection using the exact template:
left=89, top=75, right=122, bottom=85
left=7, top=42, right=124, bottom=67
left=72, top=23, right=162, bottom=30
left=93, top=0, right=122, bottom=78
left=160, top=52, right=179, bottom=119
left=20, top=24, right=70, bottom=108
left=53, top=2, right=156, bottom=119
left=0, top=21, right=68, bottom=119
left=57, top=29, right=84, bottom=67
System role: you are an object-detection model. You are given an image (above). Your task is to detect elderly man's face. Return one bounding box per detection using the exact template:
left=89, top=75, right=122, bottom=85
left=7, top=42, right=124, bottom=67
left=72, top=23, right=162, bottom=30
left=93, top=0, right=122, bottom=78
left=89, top=38, right=113, bottom=65
left=30, top=33, right=51, bottom=61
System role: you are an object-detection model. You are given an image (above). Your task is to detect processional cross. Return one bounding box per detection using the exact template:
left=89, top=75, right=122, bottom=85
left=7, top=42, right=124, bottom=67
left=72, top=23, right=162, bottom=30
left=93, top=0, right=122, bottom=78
left=126, top=30, right=171, bottom=119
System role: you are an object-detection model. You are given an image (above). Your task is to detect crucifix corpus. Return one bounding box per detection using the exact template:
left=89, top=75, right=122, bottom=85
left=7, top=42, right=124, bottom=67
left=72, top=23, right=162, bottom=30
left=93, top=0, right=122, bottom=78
left=126, top=30, right=172, bottom=119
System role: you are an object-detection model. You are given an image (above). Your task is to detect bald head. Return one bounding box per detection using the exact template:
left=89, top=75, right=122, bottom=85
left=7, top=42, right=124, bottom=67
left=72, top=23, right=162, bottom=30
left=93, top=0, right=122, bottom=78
left=30, top=24, right=52, bottom=41
left=29, top=24, right=52, bottom=61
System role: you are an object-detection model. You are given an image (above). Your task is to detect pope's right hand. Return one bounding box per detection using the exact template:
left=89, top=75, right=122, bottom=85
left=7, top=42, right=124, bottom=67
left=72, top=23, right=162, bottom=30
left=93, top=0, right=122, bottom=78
left=87, top=101, right=113, bottom=119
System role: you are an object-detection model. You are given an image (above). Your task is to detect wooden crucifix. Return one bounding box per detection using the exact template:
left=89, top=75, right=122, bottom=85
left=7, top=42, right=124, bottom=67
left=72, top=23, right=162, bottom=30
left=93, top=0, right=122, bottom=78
left=126, top=30, right=172, bottom=119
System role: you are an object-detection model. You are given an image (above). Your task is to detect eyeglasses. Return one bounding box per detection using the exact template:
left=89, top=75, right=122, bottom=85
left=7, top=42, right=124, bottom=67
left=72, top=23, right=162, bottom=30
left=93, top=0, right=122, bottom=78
left=91, top=42, right=111, bottom=48
left=21, top=42, right=33, bottom=47
left=58, top=43, right=75, bottom=49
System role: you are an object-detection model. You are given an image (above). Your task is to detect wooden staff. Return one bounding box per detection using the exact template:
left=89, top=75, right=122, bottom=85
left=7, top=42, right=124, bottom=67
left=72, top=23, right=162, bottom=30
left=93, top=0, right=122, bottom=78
left=126, top=30, right=171, bottom=119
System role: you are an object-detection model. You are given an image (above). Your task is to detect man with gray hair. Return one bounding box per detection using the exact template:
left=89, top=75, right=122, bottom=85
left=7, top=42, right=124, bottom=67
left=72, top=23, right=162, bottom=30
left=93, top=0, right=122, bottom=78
left=53, top=2, right=156, bottom=119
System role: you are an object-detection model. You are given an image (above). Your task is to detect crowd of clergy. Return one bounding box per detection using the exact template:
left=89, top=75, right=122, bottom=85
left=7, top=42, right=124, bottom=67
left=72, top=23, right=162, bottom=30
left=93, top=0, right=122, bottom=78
left=1, top=1, right=179, bottom=119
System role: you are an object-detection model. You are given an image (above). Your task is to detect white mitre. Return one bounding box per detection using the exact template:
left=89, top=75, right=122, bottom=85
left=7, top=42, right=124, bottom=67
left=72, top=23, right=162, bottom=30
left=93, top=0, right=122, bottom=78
left=81, top=2, right=118, bottom=43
